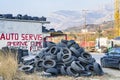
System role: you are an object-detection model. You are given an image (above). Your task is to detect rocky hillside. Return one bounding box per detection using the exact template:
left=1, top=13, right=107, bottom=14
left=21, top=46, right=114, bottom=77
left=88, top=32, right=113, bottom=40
left=64, top=21, right=114, bottom=32
left=48, top=4, right=114, bottom=30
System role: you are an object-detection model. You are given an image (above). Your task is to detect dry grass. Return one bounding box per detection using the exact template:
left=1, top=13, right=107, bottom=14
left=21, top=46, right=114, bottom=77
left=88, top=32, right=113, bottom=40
left=0, top=51, right=18, bottom=80
left=13, top=74, right=116, bottom=80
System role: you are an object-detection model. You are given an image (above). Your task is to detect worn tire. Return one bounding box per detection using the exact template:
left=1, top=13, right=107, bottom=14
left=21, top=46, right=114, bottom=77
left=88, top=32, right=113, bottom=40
left=81, top=52, right=92, bottom=60
left=36, top=59, right=43, bottom=67
left=45, top=54, right=56, bottom=60
left=46, top=68, right=58, bottom=75
left=62, top=54, right=72, bottom=62
left=85, top=64, right=94, bottom=71
left=57, top=42, right=67, bottom=47
left=56, top=62, right=65, bottom=70
left=26, top=61, right=35, bottom=66
left=49, top=46, right=60, bottom=55
left=73, top=56, right=78, bottom=61
left=60, top=66, right=68, bottom=75
left=93, top=62, right=104, bottom=76
left=23, top=59, right=35, bottom=65
left=71, top=61, right=85, bottom=72
left=62, top=47, right=71, bottom=55
left=89, top=58, right=96, bottom=64
left=80, top=71, right=92, bottom=77
left=38, top=51, right=45, bottom=59
left=35, top=55, right=40, bottom=61
left=46, top=41, right=56, bottom=47
left=67, top=40, right=75, bottom=48
left=70, top=47, right=80, bottom=57
left=64, top=56, right=75, bottom=66
left=66, top=66, right=79, bottom=77
left=42, top=72, right=52, bottom=77
left=19, top=65, right=34, bottom=74
left=71, top=43, right=80, bottom=49
left=42, top=59, right=56, bottom=68
left=77, top=47, right=84, bottom=54
left=57, top=50, right=63, bottom=61
left=35, top=59, right=44, bottom=71
left=44, top=47, right=50, bottom=53
left=61, top=39, right=68, bottom=45
left=22, top=49, right=29, bottom=57
left=78, top=57, right=89, bottom=64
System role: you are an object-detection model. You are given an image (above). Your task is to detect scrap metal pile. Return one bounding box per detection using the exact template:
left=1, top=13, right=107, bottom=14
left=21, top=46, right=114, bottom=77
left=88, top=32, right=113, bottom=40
left=19, top=40, right=104, bottom=77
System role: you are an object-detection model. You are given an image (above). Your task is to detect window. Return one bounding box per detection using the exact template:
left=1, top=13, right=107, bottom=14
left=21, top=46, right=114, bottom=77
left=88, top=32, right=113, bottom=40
left=108, top=48, right=120, bottom=54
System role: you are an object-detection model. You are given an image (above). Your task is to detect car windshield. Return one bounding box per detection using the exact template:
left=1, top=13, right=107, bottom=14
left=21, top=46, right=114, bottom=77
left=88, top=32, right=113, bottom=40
left=108, top=48, right=120, bottom=54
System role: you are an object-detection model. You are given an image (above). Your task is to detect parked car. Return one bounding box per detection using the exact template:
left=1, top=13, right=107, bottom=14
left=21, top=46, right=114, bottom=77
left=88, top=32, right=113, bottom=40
left=100, top=47, right=120, bottom=69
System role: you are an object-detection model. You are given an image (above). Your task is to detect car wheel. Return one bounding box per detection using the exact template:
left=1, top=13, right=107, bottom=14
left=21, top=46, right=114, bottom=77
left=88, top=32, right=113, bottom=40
left=101, top=59, right=106, bottom=68
left=119, top=63, right=120, bottom=70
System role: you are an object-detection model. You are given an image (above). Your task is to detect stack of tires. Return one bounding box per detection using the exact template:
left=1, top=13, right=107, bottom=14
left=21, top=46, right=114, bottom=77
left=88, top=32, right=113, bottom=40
left=19, top=40, right=104, bottom=77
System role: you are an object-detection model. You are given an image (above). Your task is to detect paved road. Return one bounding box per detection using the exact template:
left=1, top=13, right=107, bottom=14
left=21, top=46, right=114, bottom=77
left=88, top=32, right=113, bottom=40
left=91, top=53, right=120, bottom=78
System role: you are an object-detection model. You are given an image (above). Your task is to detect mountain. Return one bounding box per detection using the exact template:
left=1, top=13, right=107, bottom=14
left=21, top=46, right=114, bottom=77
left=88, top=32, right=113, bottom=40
left=64, top=21, right=114, bottom=32
left=47, top=10, right=83, bottom=30
left=48, top=4, right=114, bottom=30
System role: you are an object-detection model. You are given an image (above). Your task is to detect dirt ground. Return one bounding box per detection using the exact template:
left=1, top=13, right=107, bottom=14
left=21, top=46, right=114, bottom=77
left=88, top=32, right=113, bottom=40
left=13, top=72, right=120, bottom=80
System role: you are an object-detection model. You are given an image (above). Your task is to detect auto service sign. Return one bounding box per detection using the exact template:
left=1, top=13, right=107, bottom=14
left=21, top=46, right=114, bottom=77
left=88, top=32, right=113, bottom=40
left=0, top=20, right=43, bottom=52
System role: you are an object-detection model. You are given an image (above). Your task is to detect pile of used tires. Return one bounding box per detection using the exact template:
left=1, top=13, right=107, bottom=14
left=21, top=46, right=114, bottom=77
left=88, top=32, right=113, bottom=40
left=0, top=14, right=46, bottom=21
left=42, top=26, right=63, bottom=33
left=19, top=40, right=104, bottom=77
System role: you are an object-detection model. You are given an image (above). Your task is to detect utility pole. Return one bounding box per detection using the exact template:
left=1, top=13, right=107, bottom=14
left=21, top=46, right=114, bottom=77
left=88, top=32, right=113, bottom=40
left=82, top=10, right=88, bottom=49
left=98, top=26, right=101, bottom=49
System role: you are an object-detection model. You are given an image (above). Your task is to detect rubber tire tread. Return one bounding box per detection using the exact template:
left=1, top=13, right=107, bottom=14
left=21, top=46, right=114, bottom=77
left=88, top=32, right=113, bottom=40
left=57, top=51, right=63, bottom=61
left=46, top=68, right=58, bottom=75
left=93, top=62, right=104, bottom=76
left=42, top=59, right=56, bottom=68
left=80, top=71, right=92, bottom=77
left=81, top=52, right=92, bottom=60
left=66, top=66, right=79, bottom=77
left=85, top=64, right=94, bottom=71
left=71, top=61, right=85, bottom=72
left=78, top=57, right=89, bottom=64
left=70, top=47, right=80, bottom=57
left=64, top=56, right=74, bottom=66
left=62, top=54, right=72, bottom=62
left=60, top=66, right=67, bottom=75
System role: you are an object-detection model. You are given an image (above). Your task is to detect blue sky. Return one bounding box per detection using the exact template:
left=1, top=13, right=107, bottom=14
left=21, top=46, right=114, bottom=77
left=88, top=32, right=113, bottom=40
left=0, top=0, right=113, bottom=16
